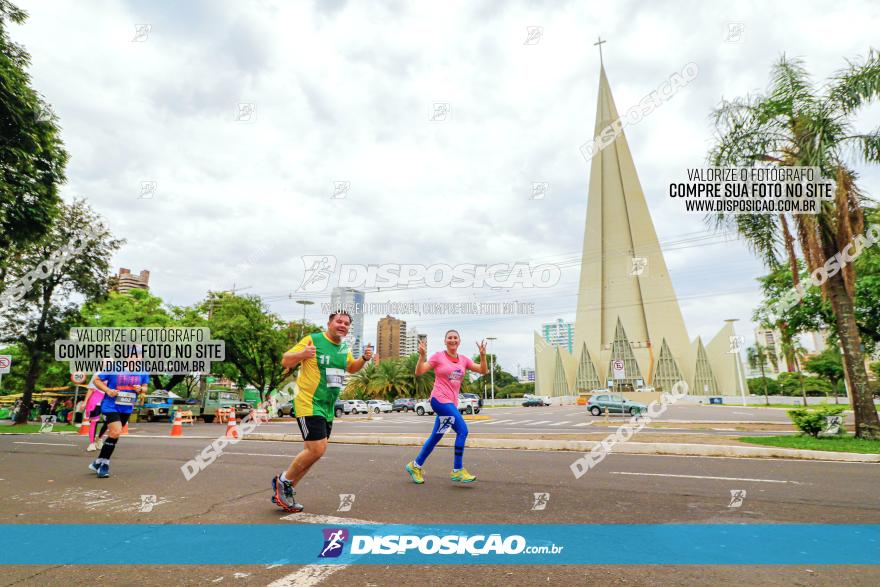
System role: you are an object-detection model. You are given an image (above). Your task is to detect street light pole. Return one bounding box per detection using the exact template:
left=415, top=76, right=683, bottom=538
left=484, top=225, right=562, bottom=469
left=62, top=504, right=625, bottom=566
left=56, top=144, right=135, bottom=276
left=486, top=336, right=497, bottom=404
left=295, top=300, right=315, bottom=340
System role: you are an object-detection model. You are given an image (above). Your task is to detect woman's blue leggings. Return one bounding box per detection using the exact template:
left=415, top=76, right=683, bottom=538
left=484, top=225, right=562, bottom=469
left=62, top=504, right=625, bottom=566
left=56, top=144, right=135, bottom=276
left=415, top=398, right=469, bottom=470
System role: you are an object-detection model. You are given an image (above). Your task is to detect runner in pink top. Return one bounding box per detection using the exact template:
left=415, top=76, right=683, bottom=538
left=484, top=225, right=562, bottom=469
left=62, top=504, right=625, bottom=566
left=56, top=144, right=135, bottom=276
left=84, top=373, right=106, bottom=451
left=405, top=330, right=488, bottom=484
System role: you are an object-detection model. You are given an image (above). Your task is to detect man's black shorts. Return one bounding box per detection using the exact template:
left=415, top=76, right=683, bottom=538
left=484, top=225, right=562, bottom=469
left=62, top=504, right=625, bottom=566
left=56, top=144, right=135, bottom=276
left=103, top=412, right=131, bottom=426
left=296, top=415, right=332, bottom=441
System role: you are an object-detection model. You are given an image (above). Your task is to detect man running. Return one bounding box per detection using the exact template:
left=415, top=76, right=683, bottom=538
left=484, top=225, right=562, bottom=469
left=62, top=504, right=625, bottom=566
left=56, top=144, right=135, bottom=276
left=405, top=330, right=487, bottom=484
left=271, top=311, right=373, bottom=512
left=88, top=359, right=149, bottom=478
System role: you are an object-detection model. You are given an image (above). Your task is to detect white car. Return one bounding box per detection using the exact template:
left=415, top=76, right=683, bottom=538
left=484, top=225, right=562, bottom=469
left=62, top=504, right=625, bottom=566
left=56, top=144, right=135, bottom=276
left=415, top=396, right=480, bottom=416
left=366, top=399, right=392, bottom=413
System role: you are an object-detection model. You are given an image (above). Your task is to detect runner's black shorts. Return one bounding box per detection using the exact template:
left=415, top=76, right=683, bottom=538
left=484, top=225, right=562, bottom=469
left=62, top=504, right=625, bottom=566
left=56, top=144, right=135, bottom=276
left=103, top=412, right=131, bottom=427
left=296, top=415, right=332, bottom=441
left=88, top=405, right=102, bottom=417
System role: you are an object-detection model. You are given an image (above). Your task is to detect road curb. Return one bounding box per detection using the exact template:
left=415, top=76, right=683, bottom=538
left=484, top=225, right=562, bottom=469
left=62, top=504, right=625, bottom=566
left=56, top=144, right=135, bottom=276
left=243, top=432, right=880, bottom=463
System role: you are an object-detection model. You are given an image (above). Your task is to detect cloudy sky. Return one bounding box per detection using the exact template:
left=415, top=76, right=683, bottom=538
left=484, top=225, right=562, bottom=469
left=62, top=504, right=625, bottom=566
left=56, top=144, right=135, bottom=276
left=13, top=0, right=880, bottom=373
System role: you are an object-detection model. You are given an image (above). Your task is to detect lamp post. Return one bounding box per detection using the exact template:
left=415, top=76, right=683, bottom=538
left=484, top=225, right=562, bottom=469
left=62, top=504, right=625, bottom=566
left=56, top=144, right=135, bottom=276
left=295, top=300, right=315, bottom=340
left=486, top=336, right=497, bottom=403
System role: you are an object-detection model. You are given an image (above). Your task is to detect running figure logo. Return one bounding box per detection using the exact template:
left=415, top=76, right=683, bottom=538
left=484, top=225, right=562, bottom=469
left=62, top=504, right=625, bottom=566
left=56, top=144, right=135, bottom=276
left=337, top=494, right=355, bottom=512
left=139, top=494, right=158, bottom=512
left=728, top=489, right=747, bottom=508
left=319, top=528, right=349, bottom=558
left=297, top=255, right=337, bottom=293
left=531, top=492, right=550, bottom=511
left=437, top=416, right=455, bottom=434
left=39, top=415, right=57, bottom=433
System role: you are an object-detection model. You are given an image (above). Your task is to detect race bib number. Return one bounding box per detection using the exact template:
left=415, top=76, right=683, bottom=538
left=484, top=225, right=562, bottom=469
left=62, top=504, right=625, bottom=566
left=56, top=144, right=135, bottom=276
left=115, top=391, right=137, bottom=406
left=326, top=368, right=345, bottom=389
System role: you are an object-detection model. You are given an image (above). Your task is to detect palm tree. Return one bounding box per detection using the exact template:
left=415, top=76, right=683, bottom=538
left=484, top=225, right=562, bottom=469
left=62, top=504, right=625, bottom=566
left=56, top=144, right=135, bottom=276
left=746, top=343, right=772, bottom=405
left=782, top=339, right=811, bottom=406
left=709, top=52, right=880, bottom=438
left=369, top=359, right=409, bottom=400
left=345, top=362, right=375, bottom=400
left=402, top=353, right=434, bottom=398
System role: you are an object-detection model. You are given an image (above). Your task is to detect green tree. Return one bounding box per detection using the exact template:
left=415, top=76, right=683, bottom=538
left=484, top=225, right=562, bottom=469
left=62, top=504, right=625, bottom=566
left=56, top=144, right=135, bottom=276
left=747, top=376, right=781, bottom=396
left=0, top=200, right=120, bottom=422
left=368, top=358, right=410, bottom=400
left=804, top=348, right=846, bottom=402
left=401, top=353, right=434, bottom=398
left=746, top=343, right=776, bottom=405
left=709, top=52, right=880, bottom=438
left=204, top=292, right=295, bottom=402
left=78, top=288, right=189, bottom=391
left=0, top=1, right=69, bottom=263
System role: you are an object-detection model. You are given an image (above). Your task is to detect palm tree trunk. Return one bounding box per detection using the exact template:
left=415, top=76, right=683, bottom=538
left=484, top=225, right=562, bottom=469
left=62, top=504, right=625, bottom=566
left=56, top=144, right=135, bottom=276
left=759, top=358, right=769, bottom=406
left=825, top=271, right=880, bottom=438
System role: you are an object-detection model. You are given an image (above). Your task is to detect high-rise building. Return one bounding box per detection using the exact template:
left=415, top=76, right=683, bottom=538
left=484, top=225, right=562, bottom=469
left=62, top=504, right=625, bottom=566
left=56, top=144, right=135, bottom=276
left=114, top=268, right=150, bottom=293
left=330, top=287, right=365, bottom=358
left=534, top=64, right=746, bottom=397
left=403, top=327, right=423, bottom=356
left=377, top=315, right=406, bottom=362
left=753, top=328, right=786, bottom=375
left=541, top=319, right=574, bottom=354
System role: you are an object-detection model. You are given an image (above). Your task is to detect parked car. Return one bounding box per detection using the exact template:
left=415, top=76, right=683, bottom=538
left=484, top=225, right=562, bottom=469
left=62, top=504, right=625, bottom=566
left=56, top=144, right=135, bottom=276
left=415, top=396, right=480, bottom=416
left=366, top=399, right=393, bottom=413
left=276, top=401, right=294, bottom=417
left=334, top=399, right=369, bottom=417
left=461, top=393, right=483, bottom=409
left=587, top=393, right=647, bottom=416
left=392, top=398, right=415, bottom=412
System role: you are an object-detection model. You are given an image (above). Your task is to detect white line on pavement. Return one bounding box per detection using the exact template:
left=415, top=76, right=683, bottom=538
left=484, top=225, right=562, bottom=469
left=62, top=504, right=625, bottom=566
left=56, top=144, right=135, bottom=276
left=573, top=422, right=592, bottom=427
left=609, top=471, right=803, bottom=484
left=12, top=441, right=76, bottom=446
left=484, top=419, right=514, bottom=425
left=525, top=421, right=553, bottom=426
left=270, top=513, right=380, bottom=586
left=549, top=421, right=570, bottom=426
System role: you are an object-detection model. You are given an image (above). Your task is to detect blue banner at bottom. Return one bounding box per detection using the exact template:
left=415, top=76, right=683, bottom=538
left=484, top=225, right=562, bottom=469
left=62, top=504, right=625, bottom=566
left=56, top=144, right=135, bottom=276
left=0, top=524, right=877, bottom=565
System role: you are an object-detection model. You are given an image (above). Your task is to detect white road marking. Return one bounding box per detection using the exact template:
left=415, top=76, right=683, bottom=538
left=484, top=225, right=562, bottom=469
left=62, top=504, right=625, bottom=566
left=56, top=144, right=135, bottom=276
left=12, top=441, right=75, bottom=446
left=573, top=422, right=592, bottom=427
left=609, top=471, right=803, bottom=484
left=516, top=420, right=533, bottom=425
left=549, top=421, right=570, bottom=426
left=484, top=419, right=514, bottom=425
left=271, top=513, right=380, bottom=586
left=525, top=421, right=552, bottom=426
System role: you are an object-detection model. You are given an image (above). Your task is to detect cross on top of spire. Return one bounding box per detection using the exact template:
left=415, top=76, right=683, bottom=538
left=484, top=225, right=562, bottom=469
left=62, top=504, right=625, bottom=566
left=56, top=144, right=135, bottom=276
left=594, top=36, right=606, bottom=65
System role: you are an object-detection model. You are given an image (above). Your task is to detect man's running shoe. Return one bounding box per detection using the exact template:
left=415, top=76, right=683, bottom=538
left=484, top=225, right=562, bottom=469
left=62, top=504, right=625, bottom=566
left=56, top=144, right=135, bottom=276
left=405, top=461, right=424, bottom=484
left=97, top=463, right=110, bottom=478
left=88, top=460, right=99, bottom=474
left=95, top=438, right=104, bottom=450
left=87, top=442, right=97, bottom=452
left=450, top=468, right=476, bottom=483
left=271, top=475, right=303, bottom=513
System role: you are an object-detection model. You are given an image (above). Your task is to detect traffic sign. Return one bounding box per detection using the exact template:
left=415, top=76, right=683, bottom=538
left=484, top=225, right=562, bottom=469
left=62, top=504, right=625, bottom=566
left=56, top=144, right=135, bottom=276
left=612, top=359, right=625, bottom=380
left=0, top=355, right=11, bottom=374
left=71, top=372, right=88, bottom=385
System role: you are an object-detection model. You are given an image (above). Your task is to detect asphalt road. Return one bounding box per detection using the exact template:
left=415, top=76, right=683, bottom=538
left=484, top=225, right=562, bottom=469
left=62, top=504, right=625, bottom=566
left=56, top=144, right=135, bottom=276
left=1, top=433, right=878, bottom=586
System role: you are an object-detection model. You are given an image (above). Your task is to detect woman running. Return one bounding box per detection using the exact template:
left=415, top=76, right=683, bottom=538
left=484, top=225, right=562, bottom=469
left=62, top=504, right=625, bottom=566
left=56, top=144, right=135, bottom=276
left=83, top=373, right=106, bottom=452
left=405, top=330, right=488, bottom=484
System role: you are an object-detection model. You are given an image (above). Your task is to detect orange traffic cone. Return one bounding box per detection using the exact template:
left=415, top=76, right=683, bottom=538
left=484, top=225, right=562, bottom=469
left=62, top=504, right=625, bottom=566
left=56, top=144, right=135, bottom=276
left=225, top=412, right=239, bottom=439
left=121, top=422, right=129, bottom=435
left=78, top=418, right=90, bottom=436
left=170, top=411, right=183, bottom=437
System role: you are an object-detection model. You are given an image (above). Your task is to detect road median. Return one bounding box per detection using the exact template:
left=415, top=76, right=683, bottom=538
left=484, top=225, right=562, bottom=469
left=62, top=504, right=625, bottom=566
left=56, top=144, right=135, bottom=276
left=243, top=432, right=880, bottom=463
